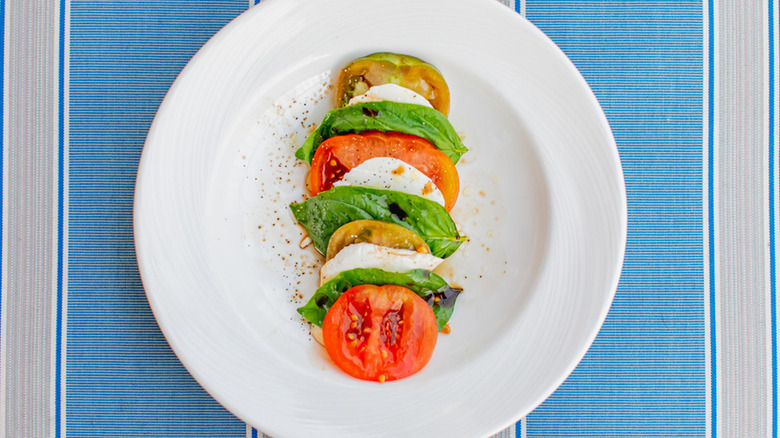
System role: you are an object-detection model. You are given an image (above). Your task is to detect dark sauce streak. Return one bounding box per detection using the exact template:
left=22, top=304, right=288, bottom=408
left=361, top=106, right=379, bottom=117
left=427, top=286, right=463, bottom=310
left=388, top=202, right=408, bottom=221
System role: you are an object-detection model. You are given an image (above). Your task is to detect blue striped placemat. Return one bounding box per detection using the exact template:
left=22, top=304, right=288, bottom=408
left=64, top=3, right=251, bottom=436
left=62, top=0, right=710, bottom=436
left=3, top=0, right=777, bottom=436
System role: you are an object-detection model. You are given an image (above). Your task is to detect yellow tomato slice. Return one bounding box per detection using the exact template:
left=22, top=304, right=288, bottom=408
left=335, top=52, right=450, bottom=115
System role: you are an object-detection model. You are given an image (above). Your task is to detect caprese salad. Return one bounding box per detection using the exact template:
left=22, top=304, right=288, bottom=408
left=290, top=52, right=467, bottom=383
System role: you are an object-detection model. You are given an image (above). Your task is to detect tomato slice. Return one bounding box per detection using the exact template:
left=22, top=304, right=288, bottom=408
left=310, top=131, right=460, bottom=211
left=325, top=220, right=431, bottom=260
left=322, top=284, right=438, bottom=382
left=336, top=52, right=450, bottom=115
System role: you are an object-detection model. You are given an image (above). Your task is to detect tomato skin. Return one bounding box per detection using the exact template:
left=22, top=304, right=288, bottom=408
left=310, top=131, right=460, bottom=211
left=336, top=52, right=450, bottom=115
left=325, top=220, right=430, bottom=260
left=322, top=284, right=438, bottom=382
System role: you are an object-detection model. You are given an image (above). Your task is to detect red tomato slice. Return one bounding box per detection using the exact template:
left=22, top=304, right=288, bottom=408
left=310, top=131, right=460, bottom=211
left=322, top=284, right=438, bottom=382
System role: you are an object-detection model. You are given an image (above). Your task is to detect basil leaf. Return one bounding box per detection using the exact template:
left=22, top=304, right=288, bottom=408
left=294, top=101, right=468, bottom=164
left=289, top=186, right=464, bottom=259
left=297, top=268, right=462, bottom=331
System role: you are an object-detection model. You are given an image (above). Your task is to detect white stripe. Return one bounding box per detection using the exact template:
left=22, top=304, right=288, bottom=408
left=702, top=0, right=715, bottom=435
left=772, top=0, right=780, bottom=432
left=497, top=0, right=515, bottom=11
left=0, top=0, right=10, bottom=434
left=519, top=0, right=526, bottom=17
left=766, top=0, right=776, bottom=435
left=713, top=0, right=771, bottom=434
left=55, top=1, right=71, bottom=436
left=520, top=416, right=526, bottom=438
left=490, top=425, right=515, bottom=438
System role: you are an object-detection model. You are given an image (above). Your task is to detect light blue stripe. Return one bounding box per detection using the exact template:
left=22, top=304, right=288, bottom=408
left=65, top=1, right=248, bottom=436
left=525, top=0, right=706, bottom=436
left=769, top=0, right=778, bottom=435
left=707, top=0, right=717, bottom=435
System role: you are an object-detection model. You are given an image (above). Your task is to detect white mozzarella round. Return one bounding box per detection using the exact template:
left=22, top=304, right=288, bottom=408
left=347, top=83, right=433, bottom=108
left=320, top=242, right=443, bottom=285
left=309, top=325, right=324, bottom=346
left=332, top=157, right=446, bottom=206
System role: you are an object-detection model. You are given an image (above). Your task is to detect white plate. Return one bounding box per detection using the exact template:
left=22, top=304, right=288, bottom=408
left=134, top=0, right=626, bottom=436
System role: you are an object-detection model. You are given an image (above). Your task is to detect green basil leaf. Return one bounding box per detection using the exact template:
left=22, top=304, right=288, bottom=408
left=289, top=186, right=464, bottom=259
left=297, top=268, right=462, bottom=331
left=294, top=101, right=468, bottom=164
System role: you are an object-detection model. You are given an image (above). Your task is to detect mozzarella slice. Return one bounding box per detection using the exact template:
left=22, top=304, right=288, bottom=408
left=347, top=83, right=433, bottom=108
left=320, top=242, right=443, bottom=285
left=310, top=325, right=324, bottom=346
left=333, top=157, right=446, bottom=206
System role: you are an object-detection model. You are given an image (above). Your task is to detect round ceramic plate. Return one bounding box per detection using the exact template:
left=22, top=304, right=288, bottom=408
left=134, top=0, right=627, bottom=436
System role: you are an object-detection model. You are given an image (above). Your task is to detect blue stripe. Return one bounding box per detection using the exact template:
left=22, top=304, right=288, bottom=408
left=65, top=2, right=248, bottom=436
left=56, top=0, right=67, bottom=436
left=251, top=428, right=259, bottom=438
left=525, top=1, right=707, bottom=436
left=769, top=0, right=778, bottom=436
left=707, top=0, right=717, bottom=435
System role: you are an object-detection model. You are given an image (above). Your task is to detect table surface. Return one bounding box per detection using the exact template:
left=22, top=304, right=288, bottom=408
left=1, top=0, right=775, bottom=437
